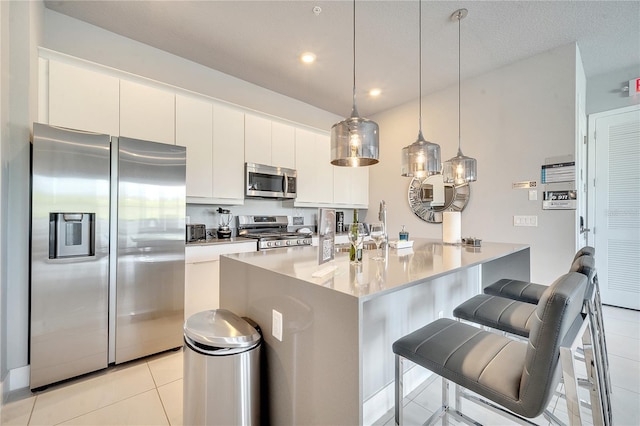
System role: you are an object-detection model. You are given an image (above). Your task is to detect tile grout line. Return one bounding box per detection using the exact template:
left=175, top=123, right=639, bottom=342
left=145, top=360, right=173, bottom=425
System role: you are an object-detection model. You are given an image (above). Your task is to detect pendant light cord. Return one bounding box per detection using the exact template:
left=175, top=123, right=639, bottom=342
left=418, top=0, right=423, bottom=136
left=457, top=10, right=462, bottom=154
left=351, top=0, right=359, bottom=118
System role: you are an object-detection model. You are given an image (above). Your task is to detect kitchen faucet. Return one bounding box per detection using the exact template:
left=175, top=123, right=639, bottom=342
left=378, top=200, right=387, bottom=245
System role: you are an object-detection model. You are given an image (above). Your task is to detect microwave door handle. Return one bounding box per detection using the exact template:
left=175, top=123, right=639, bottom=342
left=283, top=174, right=288, bottom=194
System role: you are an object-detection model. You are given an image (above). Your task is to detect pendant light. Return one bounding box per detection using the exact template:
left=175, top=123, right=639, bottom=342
left=401, top=0, right=441, bottom=178
left=331, top=0, right=379, bottom=167
left=443, top=8, right=477, bottom=185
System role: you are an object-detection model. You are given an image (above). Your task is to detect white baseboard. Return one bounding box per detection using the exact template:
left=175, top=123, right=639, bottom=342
left=363, top=364, right=432, bottom=425
left=8, top=365, right=29, bottom=391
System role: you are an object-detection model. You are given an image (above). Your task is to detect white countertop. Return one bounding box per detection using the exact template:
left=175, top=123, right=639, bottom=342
left=225, top=238, right=529, bottom=301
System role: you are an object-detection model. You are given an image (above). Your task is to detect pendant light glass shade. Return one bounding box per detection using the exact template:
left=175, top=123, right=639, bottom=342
left=442, top=148, right=477, bottom=184
left=330, top=0, right=379, bottom=167
left=402, top=131, right=441, bottom=178
left=443, top=8, right=477, bottom=185
left=401, top=0, right=441, bottom=177
left=331, top=114, right=379, bottom=167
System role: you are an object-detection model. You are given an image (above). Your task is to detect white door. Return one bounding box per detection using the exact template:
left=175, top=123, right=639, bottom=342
left=588, top=105, right=640, bottom=309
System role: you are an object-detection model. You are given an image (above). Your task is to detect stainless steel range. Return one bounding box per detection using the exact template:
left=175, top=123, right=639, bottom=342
left=237, top=215, right=312, bottom=250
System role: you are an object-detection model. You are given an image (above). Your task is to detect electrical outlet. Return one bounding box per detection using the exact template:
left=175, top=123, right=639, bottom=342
left=528, top=190, right=538, bottom=201
left=272, top=309, right=283, bottom=341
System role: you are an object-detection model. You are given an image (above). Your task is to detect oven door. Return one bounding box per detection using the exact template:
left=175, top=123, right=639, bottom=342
left=245, top=163, right=296, bottom=199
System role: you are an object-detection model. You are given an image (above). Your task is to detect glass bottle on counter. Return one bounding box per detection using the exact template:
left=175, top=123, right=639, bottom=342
left=349, top=209, right=362, bottom=262
left=399, top=225, right=409, bottom=241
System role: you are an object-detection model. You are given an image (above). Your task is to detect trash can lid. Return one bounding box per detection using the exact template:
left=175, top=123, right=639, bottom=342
left=184, top=309, right=261, bottom=349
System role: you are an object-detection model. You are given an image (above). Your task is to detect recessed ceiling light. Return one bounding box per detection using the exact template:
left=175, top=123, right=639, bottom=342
left=369, top=88, right=382, bottom=97
left=300, top=52, right=316, bottom=64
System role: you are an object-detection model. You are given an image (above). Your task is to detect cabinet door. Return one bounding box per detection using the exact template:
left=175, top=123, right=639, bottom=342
left=48, top=61, right=119, bottom=135
left=315, top=133, right=334, bottom=203
left=271, top=121, right=296, bottom=169
left=244, top=113, right=271, bottom=165
left=295, top=129, right=333, bottom=204
left=351, top=166, right=369, bottom=206
left=120, top=80, right=175, bottom=144
left=176, top=95, right=213, bottom=198
left=184, top=260, right=219, bottom=320
left=213, top=105, right=245, bottom=201
left=333, top=167, right=352, bottom=205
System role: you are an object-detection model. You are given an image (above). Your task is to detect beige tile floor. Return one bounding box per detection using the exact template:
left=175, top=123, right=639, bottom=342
left=2, top=305, right=639, bottom=425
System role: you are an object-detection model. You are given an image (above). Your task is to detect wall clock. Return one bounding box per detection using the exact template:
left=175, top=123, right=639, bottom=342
left=407, top=175, right=470, bottom=223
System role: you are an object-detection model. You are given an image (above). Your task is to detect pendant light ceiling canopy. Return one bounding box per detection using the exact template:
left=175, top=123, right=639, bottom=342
left=401, top=0, right=441, bottom=178
left=443, top=8, right=477, bottom=185
left=330, top=0, right=379, bottom=167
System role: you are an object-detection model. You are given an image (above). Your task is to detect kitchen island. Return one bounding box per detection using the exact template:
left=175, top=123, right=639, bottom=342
left=220, top=239, right=529, bottom=425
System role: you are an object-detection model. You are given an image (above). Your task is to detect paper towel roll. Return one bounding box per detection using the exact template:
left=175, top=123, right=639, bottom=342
left=442, top=211, right=461, bottom=244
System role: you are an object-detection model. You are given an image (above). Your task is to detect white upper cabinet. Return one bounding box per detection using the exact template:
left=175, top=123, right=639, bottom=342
left=244, top=113, right=271, bottom=165
left=271, top=121, right=296, bottom=169
left=333, top=166, right=369, bottom=207
left=295, top=129, right=333, bottom=205
left=244, top=114, right=296, bottom=169
left=176, top=95, right=213, bottom=198
left=120, top=80, right=175, bottom=144
left=212, top=104, right=245, bottom=202
left=48, top=61, right=119, bottom=135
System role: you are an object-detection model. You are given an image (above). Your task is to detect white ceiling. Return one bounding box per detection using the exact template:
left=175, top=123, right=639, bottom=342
left=44, top=0, right=640, bottom=117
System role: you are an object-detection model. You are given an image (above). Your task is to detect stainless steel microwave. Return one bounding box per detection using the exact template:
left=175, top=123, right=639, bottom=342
left=245, top=162, right=297, bottom=199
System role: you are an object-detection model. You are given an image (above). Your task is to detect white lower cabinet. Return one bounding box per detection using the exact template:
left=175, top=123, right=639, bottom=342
left=184, top=241, right=256, bottom=320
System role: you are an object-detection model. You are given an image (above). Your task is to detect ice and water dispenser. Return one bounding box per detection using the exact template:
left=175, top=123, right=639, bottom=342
left=49, top=213, right=96, bottom=259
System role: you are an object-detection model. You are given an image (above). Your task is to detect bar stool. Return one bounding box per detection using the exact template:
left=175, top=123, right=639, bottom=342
left=393, top=272, right=588, bottom=426
left=484, top=246, right=594, bottom=303
left=453, top=256, right=612, bottom=425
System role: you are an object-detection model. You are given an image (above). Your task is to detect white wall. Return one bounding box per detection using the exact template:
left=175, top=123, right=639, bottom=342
left=367, top=43, right=582, bottom=285
left=1, top=0, right=43, bottom=393
left=587, top=64, right=640, bottom=115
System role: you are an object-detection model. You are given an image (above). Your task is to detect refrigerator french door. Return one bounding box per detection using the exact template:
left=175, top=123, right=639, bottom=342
left=30, top=124, right=186, bottom=389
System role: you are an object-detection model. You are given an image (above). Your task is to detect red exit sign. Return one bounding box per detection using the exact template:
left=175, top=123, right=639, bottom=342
left=630, top=77, right=640, bottom=96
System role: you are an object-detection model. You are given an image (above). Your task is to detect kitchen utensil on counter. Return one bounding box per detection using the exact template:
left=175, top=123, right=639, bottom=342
left=336, top=211, right=344, bottom=233
left=217, top=207, right=233, bottom=239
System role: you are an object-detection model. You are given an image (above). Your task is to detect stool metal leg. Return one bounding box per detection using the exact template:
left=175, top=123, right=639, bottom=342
left=560, top=318, right=587, bottom=426
left=581, top=318, right=607, bottom=426
left=395, top=355, right=403, bottom=426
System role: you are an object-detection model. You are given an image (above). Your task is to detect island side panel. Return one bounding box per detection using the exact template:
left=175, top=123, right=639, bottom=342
left=220, top=256, right=361, bottom=426
left=361, top=266, right=480, bottom=424
left=480, top=246, right=530, bottom=289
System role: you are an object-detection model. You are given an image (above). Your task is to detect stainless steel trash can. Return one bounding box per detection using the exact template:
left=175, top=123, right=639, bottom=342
left=183, top=309, right=262, bottom=425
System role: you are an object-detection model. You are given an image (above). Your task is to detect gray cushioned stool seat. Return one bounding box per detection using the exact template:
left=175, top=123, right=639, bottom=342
left=456, top=256, right=596, bottom=339
left=484, top=246, right=594, bottom=304
left=483, top=278, right=545, bottom=304
left=453, top=294, right=535, bottom=337
left=393, top=272, right=587, bottom=419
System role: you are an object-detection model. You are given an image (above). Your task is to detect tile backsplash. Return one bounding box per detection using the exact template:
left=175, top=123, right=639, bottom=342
left=186, top=199, right=364, bottom=236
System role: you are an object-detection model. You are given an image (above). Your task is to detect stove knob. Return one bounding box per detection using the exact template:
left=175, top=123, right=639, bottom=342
left=267, top=242, right=273, bottom=247
left=297, top=239, right=304, bottom=245
left=286, top=240, right=292, bottom=246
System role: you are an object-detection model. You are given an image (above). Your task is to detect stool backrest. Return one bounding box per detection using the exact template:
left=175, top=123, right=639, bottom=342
left=570, top=255, right=597, bottom=301
left=518, top=272, right=588, bottom=416
left=573, top=245, right=595, bottom=261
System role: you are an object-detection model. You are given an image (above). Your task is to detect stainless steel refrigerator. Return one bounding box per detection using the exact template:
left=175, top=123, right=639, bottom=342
left=30, top=123, right=185, bottom=389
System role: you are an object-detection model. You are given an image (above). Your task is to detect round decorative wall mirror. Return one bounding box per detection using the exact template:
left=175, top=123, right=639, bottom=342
left=407, top=175, right=470, bottom=223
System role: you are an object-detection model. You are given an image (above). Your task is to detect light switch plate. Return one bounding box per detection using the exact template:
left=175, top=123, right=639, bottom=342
left=272, top=309, right=283, bottom=341
left=529, top=190, right=538, bottom=201
left=514, top=215, right=538, bottom=227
